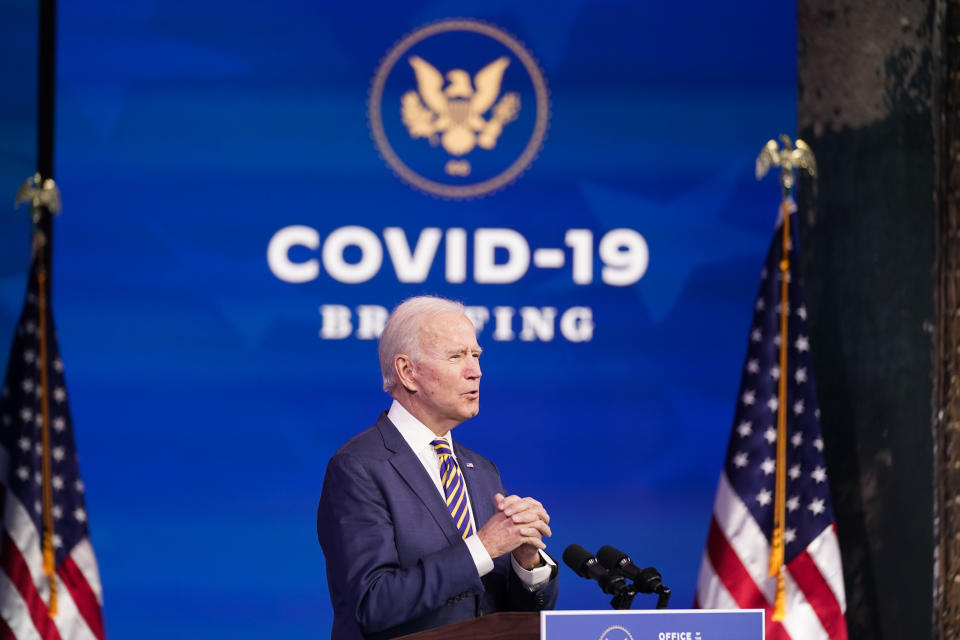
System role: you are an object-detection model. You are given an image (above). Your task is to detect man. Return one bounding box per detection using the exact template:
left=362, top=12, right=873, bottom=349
left=317, top=296, right=558, bottom=639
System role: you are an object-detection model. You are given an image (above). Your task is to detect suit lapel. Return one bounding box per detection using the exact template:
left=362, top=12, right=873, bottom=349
left=377, top=414, right=462, bottom=545
left=454, top=442, right=495, bottom=528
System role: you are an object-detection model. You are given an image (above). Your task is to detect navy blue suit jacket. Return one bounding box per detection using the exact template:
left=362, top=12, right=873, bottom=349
left=317, top=412, right=558, bottom=640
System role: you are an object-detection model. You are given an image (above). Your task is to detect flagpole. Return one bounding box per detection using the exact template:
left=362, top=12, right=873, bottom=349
left=755, top=135, right=818, bottom=621
left=14, top=0, right=62, bottom=616
left=35, top=235, right=58, bottom=615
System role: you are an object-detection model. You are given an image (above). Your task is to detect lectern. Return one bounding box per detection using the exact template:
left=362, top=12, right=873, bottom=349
left=395, top=612, right=539, bottom=640
left=395, top=610, right=764, bottom=640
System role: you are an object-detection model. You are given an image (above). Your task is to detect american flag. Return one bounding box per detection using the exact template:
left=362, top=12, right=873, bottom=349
left=695, top=207, right=848, bottom=640
left=0, top=241, right=105, bottom=639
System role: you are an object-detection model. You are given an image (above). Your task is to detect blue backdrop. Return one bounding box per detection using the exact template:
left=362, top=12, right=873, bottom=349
left=1, top=2, right=796, bottom=637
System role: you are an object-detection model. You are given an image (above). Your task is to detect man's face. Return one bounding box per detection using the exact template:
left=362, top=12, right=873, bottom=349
left=409, top=312, right=482, bottom=434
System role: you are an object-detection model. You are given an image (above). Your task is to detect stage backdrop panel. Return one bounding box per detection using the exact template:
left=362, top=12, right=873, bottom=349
left=6, top=1, right=796, bottom=637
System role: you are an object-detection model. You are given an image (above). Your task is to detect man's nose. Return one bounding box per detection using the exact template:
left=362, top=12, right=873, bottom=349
left=466, top=359, right=481, bottom=379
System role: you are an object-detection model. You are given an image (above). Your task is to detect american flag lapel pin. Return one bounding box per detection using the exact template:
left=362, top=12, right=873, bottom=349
left=465, top=461, right=474, bottom=468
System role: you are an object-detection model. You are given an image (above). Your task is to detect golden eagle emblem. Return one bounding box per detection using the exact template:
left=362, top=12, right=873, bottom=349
left=401, top=55, right=520, bottom=165
left=756, top=135, right=817, bottom=191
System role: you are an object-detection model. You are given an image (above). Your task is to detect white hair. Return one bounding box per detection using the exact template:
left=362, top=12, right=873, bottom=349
left=379, top=296, right=465, bottom=392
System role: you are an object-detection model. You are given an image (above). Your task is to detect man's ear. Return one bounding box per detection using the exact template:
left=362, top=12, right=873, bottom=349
left=394, top=354, right=418, bottom=393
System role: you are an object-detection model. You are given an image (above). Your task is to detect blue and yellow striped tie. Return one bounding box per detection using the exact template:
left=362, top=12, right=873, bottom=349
left=431, top=439, right=474, bottom=539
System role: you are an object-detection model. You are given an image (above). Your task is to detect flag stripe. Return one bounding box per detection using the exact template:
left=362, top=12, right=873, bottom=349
left=788, top=550, right=847, bottom=640
left=0, top=571, right=42, bottom=640
left=3, top=492, right=42, bottom=596
left=0, top=608, right=19, bottom=640
left=705, top=517, right=772, bottom=611
left=712, top=475, right=830, bottom=640
left=713, top=474, right=775, bottom=601
left=705, top=517, right=792, bottom=640
left=48, top=573, right=98, bottom=640
left=56, top=559, right=103, bottom=640
left=695, top=551, right=737, bottom=609
left=808, top=524, right=846, bottom=609
left=0, top=535, right=62, bottom=640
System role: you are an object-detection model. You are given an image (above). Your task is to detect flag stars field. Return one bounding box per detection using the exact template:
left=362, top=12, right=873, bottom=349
left=757, top=489, right=772, bottom=506
left=764, top=427, right=777, bottom=444
left=738, top=421, right=753, bottom=437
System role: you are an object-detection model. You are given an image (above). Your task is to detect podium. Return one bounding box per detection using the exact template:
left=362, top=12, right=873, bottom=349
left=395, top=613, right=538, bottom=640
left=395, top=610, right=764, bottom=640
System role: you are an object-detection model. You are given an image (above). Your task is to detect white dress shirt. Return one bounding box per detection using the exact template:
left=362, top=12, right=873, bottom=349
left=388, top=400, right=554, bottom=587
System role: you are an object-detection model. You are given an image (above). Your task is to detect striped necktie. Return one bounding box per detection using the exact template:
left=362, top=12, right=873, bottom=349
left=431, top=439, right=474, bottom=539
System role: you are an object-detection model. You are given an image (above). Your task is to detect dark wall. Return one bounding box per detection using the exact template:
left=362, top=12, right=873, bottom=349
left=797, top=1, right=937, bottom=638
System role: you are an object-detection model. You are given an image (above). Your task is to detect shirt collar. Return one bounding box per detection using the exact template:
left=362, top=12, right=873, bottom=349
left=388, top=399, right=452, bottom=455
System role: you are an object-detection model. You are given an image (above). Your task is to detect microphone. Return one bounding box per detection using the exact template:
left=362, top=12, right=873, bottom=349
left=596, top=545, right=664, bottom=594
left=562, top=544, right=629, bottom=596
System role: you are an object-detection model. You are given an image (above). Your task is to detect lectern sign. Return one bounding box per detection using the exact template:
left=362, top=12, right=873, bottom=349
left=541, top=610, right=764, bottom=640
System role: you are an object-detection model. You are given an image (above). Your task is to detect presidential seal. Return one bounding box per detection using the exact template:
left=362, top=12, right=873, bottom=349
left=598, top=625, right=635, bottom=640
left=369, top=19, right=549, bottom=199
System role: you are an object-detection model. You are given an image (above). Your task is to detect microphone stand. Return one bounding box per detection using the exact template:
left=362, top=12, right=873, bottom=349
left=608, top=580, right=671, bottom=610
left=655, top=585, right=671, bottom=610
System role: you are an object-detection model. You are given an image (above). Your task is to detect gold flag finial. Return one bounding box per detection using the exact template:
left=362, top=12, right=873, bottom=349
left=15, top=173, right=61, bottom=223
left=756, top=135, right=817, bottom=198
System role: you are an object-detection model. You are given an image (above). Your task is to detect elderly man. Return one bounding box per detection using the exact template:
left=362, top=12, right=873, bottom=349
left=317, top=296, right=558, bottom=640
